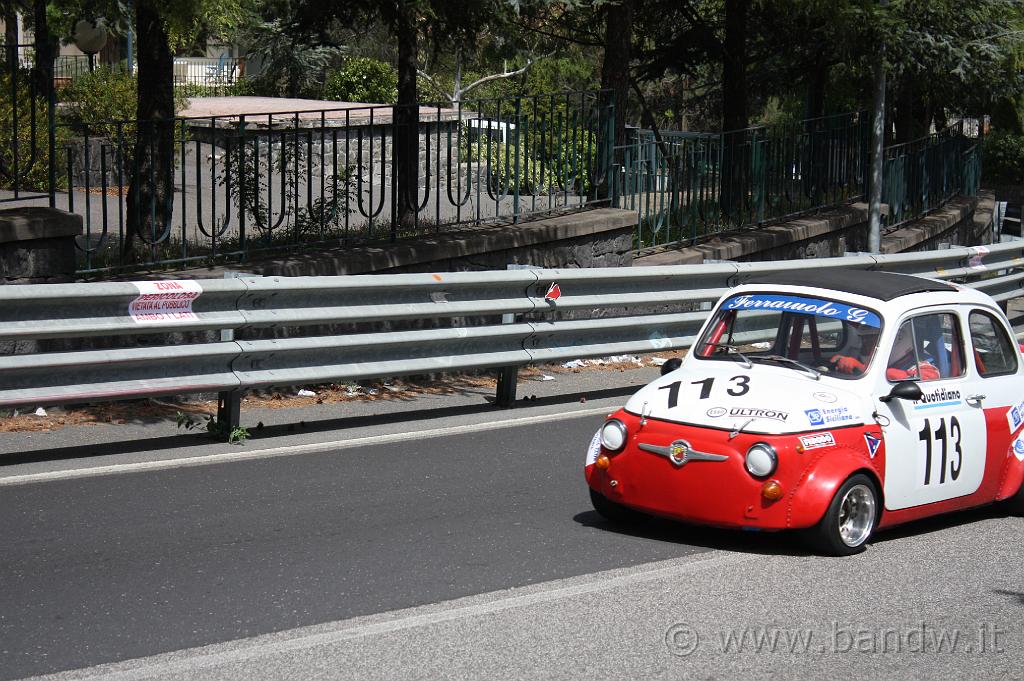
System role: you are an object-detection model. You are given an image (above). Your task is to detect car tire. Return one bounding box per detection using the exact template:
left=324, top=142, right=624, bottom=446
left=801, top=473, right=878, bottom=556
left=589, top=487, right=646, bottom=524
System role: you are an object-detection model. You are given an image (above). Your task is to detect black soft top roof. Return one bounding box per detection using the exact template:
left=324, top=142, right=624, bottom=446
left=745, top=269, right=956, bottom=301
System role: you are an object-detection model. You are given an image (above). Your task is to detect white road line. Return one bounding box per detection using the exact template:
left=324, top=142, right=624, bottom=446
left=33, top=550, right=754, bottom=681
left=0, top=406, right=614, bottom=487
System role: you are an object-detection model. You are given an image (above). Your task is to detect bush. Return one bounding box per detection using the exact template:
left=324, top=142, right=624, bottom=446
left=983, top=131, right=1024, bottom=185
left=58, top=68, right=189, bottom=171
left=60, top=68, right=138, bottom=128
left=465, top=128, right=597, bottom=196
left=0, top=70, right=69, bottom=191
left=322, top=58, right=398, bottom=104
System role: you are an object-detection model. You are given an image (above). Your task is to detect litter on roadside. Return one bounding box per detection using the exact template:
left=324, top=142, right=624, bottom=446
left=296, top=389, right=316, bottom=397
left=34, top=407, right=47, bottom=417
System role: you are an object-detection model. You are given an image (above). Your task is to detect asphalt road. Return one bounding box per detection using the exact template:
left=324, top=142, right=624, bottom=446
left=2, top=367, right=1024, bottom=680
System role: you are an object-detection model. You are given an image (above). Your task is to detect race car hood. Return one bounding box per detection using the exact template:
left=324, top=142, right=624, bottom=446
left=624, top=360, right=868, bottom=435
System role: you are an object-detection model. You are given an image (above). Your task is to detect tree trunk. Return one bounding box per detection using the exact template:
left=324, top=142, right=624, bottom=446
left=31, top=0, right=54, bottom=98
left=806, top=55, right=828, bottom=121
left=393, top=3, right=419, bottom=232
left=597, top=0, right=633, bottom=201
left=4, top=8, right=17, bottom=57
left=720, top=0, right=748, bottom=222
left=125, top=0, right=175, bottom=260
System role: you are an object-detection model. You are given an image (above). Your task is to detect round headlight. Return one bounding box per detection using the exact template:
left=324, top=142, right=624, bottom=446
left=600, top=419, right=628, bottom=452
left=745, top=442, right=778, bottom=478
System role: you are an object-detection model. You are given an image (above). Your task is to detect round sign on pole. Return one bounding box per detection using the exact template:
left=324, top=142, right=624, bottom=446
left=72, top=19, right=108, bottom=55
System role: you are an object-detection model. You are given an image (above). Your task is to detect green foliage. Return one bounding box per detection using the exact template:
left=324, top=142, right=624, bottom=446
left=241, top=19, right=340, bottom=97
left=756, top=97, right=801, bottom=129
left=60, top=68, right=138, bottom=129
left=58, top=68, right=189, bottom=170
left=0, top=70, right=69, bottom=192
left=322, top=58, right=399, bottom=104
left=176, top=410, right=250, bottom=444
left=465, top=127, right=596, bottom=195
left=177, top=78, right=259, bottom=98
left=223, top=136, right=356, bottom=241
left=982, top=130, right=1024, bottom=184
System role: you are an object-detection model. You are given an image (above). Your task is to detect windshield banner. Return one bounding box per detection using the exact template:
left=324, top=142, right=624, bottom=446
left=722, top=294, right=881, bottom=328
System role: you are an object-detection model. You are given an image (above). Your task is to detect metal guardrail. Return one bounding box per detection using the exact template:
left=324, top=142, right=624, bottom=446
left=1, top=243, right=1022, bottom=435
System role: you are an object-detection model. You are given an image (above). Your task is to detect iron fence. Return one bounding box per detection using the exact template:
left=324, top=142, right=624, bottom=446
left=53, top=54, right=247, bottom=94
left=0, top=43, right=56, bottom=204
left=881, top=120, right=983, bottom=230
left=58, top=90, right=614, bottom=273
left=614, top=113, right=870, bottom=250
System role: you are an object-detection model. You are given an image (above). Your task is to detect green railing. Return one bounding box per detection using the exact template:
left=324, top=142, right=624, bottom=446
left=614, top=113, right=869, bottom=250
left=881, top=120, right=983, bottom=229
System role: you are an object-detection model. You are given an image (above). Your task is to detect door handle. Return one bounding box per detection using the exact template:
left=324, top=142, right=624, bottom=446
left=966, top=394, right=986, bottom=406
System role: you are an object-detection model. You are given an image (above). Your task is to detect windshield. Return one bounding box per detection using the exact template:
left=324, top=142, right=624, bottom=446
left=694, top=292, right=884, bottom=380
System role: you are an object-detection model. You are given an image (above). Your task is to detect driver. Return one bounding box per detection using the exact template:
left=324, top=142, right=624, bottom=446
left=885, top=323, right=939, bottom=381
left=829, top=324, right=880, bottom=376
left=829, top=323, right=939, bottom=380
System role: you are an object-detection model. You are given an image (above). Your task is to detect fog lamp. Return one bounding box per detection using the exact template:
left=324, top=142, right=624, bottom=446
left=761, top=480, right=784, bottom=501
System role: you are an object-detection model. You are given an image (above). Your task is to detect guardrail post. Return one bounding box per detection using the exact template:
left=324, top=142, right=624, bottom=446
left=217, top=389, right=242, bottom=436
left=215, top=270, right=248, bottom=438
left=495, top=310, right=519, bottom=408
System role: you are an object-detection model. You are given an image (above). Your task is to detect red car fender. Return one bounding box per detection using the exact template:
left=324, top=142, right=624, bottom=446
left=996, top=430, right=1024, bottom=501
left=785, top=443, right=883, bottom=529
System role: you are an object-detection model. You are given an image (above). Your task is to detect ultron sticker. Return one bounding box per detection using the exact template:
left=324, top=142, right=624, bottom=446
left=726, top=407, right=789, bottom=421
left=799, top=432, right=835, bottom=450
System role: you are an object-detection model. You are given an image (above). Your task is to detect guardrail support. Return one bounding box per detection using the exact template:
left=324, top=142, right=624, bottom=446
left=495, top=312, right=519, bottom=408
left=217, top=389, right=242, bottom=437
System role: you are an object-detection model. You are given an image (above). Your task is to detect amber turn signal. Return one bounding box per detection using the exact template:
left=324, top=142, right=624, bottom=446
left=761, top=480, right=784, bottom=501
left=596, top=454, right=611, bottom=470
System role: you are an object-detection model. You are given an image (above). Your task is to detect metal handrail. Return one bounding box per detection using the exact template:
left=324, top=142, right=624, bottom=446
left=1, top=243, right=1022, bottom=431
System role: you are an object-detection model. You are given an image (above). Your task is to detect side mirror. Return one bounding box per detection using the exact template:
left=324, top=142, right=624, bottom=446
left=879, top=380, right=923, bottom=403
left=660, top=357, right=683, bottom=376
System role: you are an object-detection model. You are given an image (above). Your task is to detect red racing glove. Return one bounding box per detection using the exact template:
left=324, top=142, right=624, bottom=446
left=830, top=355, right=865, bottom=374
left=886, top=367, right=911, bottom=381
left=886, top=362, right=940, bottom=381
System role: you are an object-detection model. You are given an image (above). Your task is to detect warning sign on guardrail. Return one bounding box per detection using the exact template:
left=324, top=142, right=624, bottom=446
left=129, top=280, right=202, bottom=324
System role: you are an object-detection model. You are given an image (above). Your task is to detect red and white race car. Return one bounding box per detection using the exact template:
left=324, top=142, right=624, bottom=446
left=585, top=270, right=1024, bottom=555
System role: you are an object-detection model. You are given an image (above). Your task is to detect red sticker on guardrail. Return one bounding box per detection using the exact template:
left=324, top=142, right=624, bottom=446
left=129, top=280, right=202, bottom=324
left=545, top=283, right=561, bottom=302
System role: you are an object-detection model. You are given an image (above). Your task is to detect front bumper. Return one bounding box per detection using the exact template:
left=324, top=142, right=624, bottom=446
left=586, top=411, right=815, bottom=530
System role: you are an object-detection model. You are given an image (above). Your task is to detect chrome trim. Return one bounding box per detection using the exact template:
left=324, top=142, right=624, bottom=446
left=638, top=439, right=729, bottom=468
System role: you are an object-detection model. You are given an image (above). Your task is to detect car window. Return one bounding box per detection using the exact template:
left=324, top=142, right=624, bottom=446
left=886, top=313, right=964, bottom=383
left=968, top=311, right=1019, bottom=377
left=694, top=292, right=882, bottom=379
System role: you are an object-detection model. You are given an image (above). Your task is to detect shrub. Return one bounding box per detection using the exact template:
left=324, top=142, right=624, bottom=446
left=465, top=127, right=597, bottom=196
left=322, top=58, right=398, bottom=104
left=983, top=130, right=1024, bottom=185
left=58, top=68, right=189, bottom=171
